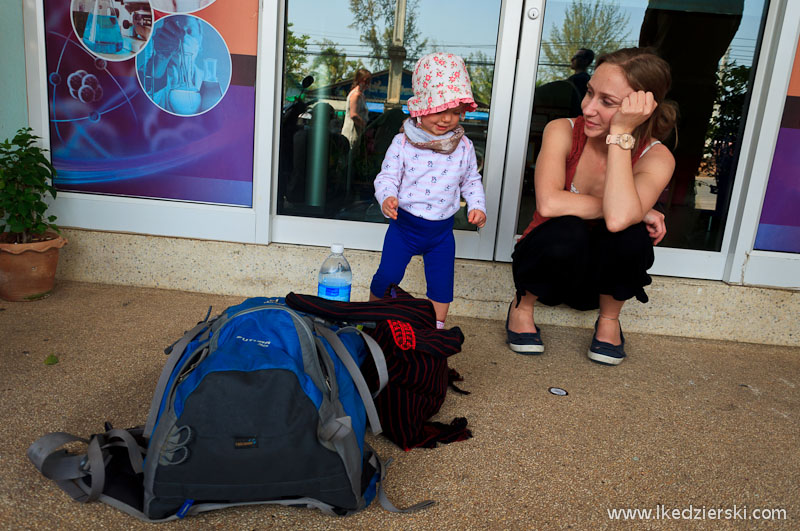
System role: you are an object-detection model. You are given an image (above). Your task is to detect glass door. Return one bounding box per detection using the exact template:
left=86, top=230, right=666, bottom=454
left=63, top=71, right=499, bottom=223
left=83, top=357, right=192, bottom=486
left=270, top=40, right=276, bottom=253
left=270, top=0, right=521, bottom=260
left=495, top=0, right=773, bottom=280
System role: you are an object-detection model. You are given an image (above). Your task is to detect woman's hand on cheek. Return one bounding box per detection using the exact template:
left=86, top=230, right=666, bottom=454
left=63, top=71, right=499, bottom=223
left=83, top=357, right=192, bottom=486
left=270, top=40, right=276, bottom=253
left=611, top=90, right=657, bottom=133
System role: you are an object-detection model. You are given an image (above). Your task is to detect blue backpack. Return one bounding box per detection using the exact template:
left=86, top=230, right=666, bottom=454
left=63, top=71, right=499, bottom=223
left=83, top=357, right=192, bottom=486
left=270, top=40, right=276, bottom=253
left=28, top=297, right=431, bottom=521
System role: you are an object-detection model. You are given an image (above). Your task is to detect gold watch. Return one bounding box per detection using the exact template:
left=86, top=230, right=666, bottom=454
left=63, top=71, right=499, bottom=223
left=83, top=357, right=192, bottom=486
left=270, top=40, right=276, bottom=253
left=606, top=133, right=636, bottom=150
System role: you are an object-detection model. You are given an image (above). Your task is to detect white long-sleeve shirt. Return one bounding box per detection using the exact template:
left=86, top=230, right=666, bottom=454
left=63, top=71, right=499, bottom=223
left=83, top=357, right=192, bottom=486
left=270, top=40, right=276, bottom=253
left=374, top=133, right=486, bottom=221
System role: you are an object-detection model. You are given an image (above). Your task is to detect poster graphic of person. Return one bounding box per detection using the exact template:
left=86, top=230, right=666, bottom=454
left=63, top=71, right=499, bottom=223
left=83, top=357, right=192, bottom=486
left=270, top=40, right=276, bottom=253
left=136, top=14, right=232, bottom=116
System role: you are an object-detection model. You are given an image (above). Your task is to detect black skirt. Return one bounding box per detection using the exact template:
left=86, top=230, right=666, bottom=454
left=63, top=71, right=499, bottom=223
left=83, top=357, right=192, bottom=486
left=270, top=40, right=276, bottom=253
left=512, top=216, right=655, bottom=311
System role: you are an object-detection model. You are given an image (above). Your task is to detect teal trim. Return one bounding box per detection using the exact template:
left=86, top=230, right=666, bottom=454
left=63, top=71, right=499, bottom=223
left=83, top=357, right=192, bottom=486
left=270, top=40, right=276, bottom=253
left=0, top=0, right=29, bottom=141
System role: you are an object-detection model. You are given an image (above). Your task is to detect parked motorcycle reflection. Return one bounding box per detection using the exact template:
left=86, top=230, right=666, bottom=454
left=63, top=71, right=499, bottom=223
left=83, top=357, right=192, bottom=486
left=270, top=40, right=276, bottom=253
left=278, top=76, right=351, bottom=217
left=278, top=75, right=313, bottom=210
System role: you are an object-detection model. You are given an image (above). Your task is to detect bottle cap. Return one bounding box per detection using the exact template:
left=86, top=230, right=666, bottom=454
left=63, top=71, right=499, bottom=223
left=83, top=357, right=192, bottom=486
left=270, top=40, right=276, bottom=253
left=331, top=243, right=344, bottom=254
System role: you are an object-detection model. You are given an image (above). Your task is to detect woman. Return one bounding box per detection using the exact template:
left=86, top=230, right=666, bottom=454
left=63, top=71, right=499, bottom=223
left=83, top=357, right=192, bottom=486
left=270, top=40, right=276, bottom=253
left=341, top=68, right=372, bottom=149
left=507, top=47, right=677, bottom=366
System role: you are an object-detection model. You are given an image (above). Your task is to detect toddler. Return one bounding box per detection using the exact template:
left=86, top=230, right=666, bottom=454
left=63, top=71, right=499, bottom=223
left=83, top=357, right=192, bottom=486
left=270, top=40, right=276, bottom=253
left=370, top=52, right=487, bottom=329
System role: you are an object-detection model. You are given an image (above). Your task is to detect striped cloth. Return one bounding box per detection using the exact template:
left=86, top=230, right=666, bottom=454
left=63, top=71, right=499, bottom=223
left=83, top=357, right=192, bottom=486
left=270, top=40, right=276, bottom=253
left=285, top=285, right=472, bottom=449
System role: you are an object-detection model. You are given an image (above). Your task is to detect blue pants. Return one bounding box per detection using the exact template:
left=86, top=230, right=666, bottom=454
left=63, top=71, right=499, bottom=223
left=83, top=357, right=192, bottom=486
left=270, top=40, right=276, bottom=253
left=370, top=209, right=455, bottom=303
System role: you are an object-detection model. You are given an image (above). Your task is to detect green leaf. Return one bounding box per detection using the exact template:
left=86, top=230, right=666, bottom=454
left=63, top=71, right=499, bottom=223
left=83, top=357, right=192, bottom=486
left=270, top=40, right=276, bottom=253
left=44, top=354, right=59, bottom=365
left=0, top=126, right=59, bottom=239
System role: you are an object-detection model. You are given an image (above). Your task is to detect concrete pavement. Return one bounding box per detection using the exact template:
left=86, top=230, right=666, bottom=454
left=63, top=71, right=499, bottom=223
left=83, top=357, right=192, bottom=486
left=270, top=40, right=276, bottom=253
left=1, top=281, right=798, bottom=529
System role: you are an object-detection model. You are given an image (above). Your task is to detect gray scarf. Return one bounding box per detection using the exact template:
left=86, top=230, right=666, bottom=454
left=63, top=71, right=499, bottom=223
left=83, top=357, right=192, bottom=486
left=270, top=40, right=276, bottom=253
left=400, top=118, right=464, bottom=154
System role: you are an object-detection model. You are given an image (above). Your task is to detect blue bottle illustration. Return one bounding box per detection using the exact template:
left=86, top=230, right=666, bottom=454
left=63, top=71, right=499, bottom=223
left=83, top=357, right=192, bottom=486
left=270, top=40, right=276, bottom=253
left=82, top=0, right=123, bottom=54
left=199, top=58, right=223, bottom=111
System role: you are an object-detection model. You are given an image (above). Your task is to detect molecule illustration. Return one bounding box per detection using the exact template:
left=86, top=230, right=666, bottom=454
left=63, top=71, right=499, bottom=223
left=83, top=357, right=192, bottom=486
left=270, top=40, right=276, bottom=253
left=67, top=70, right=104, bottom=103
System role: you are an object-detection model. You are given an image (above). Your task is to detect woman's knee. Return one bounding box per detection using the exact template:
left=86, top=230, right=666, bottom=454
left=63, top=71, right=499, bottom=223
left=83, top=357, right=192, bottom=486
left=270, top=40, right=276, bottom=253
left=604, top=223, right=651, bottom=255
left=532, top=216, right=591, bottom=262
left=597, top=223, right=654, bottom=269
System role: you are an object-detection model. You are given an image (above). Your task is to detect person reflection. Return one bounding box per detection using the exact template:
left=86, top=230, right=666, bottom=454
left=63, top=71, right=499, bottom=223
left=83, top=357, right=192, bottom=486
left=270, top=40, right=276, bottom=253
left=288, top=103, right=350, bottom=208
left=341, top=68, right=372, bottom=149
left=341, top=68, right=371, bottom=201
left=531, top=50, right=591, bottom=138
left=638, top=0, right=743, bottom=213
left=567, top=48, right=595, bottom=102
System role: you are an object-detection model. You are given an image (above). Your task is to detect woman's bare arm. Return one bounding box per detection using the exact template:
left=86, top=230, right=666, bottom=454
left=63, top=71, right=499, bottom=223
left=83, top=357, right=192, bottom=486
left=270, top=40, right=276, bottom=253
left=349, top=89, right=365, bottom=128
left=603, top=91, right=674, bottom=232
left=534, top=119, right=604, bottom=220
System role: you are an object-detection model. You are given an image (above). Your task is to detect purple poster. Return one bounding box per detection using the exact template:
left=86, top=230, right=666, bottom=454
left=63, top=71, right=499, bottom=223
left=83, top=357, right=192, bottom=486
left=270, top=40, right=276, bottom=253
left=43, top=0, right=258, bottom=206
left=754, top=40, right=800, bottom=253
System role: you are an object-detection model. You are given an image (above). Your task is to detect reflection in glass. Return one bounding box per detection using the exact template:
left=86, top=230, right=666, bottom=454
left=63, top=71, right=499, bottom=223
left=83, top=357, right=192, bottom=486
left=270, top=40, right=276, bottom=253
left=516, top=0, right=768, bottom=251
left=278, top=0, right=501, bottom=230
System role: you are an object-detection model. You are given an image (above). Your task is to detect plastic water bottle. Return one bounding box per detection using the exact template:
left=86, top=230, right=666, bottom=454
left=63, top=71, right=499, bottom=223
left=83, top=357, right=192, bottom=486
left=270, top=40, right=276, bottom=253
left=317, top=244, right=352, bottom=302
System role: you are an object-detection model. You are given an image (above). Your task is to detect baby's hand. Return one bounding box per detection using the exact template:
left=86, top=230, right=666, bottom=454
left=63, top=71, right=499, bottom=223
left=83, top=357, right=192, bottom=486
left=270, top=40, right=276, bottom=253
left=382, top=197, right=398, bottom=220
left=468, top=209, right=486, bottom=228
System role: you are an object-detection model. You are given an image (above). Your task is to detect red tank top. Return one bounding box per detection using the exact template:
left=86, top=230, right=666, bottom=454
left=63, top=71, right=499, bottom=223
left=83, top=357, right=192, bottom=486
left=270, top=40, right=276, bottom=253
left=521, top=116, right=651, bottom=236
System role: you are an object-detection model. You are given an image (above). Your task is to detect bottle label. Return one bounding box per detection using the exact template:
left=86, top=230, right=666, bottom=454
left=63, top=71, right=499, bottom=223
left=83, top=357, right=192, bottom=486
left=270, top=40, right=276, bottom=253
left=318, top=283, right=351, bottom=302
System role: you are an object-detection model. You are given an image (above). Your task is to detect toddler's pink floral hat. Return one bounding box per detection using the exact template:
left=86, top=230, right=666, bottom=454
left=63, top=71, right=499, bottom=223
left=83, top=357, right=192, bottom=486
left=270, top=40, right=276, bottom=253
left=407, top=52, right=477, bottom=117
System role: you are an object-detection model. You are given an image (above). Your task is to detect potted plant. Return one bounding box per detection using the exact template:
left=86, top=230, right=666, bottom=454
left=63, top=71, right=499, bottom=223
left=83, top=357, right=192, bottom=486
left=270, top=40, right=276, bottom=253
left=0, top=127, right=67, bottom=301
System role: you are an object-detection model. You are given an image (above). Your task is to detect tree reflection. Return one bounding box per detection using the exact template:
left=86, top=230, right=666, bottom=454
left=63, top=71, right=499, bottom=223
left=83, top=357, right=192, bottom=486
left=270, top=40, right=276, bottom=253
left=539, top=0, right=630, bottom=84
left=311, top=39, right=364, bottom=87
left=348, top=0, right=427, bottom=70
left=285, top=23, right=311, bottom=90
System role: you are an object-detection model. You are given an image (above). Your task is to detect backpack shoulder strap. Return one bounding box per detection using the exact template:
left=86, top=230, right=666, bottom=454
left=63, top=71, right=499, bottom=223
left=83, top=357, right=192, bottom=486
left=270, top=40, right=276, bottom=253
left=338, top=325, right=388, bottom=396
left=28, top=428, right=146, bottom=508
left=144, top=318, right=212, bottom=439
left=315, top=323, right=383, bottom=435
left=365, top=442, right=435, bottom=513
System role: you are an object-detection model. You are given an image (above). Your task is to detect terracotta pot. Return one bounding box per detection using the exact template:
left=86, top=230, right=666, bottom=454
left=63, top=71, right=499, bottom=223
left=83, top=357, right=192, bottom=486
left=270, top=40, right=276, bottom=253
left=0, top=232, right=67, bottom=301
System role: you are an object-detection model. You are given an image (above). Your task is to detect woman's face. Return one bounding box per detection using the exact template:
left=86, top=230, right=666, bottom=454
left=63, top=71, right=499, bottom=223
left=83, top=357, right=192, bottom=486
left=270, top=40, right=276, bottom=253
left=581, top=63, right=633, bottom=137
left=417, top=105, right=464, bottom=136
